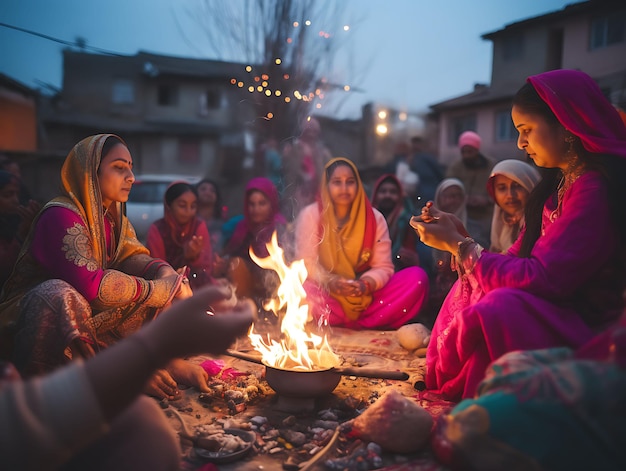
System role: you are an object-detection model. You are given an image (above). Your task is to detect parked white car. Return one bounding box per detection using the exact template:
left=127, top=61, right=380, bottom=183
left=125, top=174, right=201, bottom=242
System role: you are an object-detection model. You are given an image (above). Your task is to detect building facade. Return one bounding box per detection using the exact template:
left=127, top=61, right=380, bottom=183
left=430, top=0, right=626, bottom=166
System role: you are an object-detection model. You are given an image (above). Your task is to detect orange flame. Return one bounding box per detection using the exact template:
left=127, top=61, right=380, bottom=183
left=248, top=231, right=340, bottom=371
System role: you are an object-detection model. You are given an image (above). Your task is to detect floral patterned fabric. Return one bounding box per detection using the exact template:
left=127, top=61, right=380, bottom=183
left=434, top=312, right=626, bottom=470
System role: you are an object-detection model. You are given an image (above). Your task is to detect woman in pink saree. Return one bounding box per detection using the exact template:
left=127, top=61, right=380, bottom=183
left=411, top=70, right=626, bottom=401
left=295, top=157, right=429, bottom=330
left=0, top=134, right=211, bottom=400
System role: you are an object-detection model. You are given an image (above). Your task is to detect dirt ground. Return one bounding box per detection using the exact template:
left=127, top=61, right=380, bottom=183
left=159, top=327, right=452, bottom=471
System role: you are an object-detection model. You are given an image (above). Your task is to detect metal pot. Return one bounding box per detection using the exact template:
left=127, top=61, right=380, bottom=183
left=225, top=349, right=409, bottom=397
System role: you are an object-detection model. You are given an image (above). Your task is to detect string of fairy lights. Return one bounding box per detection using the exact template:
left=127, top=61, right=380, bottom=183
left=229, top=21, right=354, bottom=120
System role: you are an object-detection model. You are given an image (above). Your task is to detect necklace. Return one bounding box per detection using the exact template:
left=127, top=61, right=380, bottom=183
left=551, top=164, right=586, bottom=221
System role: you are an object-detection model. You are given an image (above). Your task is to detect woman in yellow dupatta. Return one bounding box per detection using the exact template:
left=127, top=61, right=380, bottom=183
left=0, top=134, right=213, bottom=399
left=295, top=157, right=429, bottom=329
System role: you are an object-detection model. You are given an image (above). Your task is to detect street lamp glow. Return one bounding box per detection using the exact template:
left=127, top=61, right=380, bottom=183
left=275, top=58, right=282, bottom=65
left=376, top=124, right=388, bottom=135
left=343, top=85, right=350, bottom=91
left=343, top=25, right=350, bottom=31
left=245, top=65, right=252, bottom=72
left=378, top=110, right=387, bottom=119
left=399, top=112, right=408, bottom=121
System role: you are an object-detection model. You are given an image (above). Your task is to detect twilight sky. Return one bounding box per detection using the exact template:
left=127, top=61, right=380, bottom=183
left=1, top=0, right=575, bottom=119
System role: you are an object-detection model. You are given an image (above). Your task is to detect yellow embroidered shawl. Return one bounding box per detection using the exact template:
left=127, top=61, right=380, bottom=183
left=318, top=157, right=376, bottom=320
left=0, top=134, right=148, bottom=328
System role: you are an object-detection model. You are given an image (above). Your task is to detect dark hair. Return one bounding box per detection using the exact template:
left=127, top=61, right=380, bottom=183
left=101, top=136, right=124, bottom=160
left=325, top=159, right=356, bottom=181
left=196, top=178, right=224, bottom=219
left=377, top=174, right=400, bottom=190
left=165, top=182, right=197, bottom=206
left=513, top=82, right=626, bottom=257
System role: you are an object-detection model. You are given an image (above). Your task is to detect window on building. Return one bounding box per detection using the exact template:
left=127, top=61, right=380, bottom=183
left=198, top=88, right=223, bottom=116
left=205, top=89, right=221, bottom=109
left=449, top=114, right=477, bottom=145
left=495, top=110, right=517, bottom=142
left=590, top=11, right=626, bottom=49
left=179, top=138, right=200, bottom=164
left=157, top=84, right=179, bottom=106
left=112, top=79, right=134, bottom=104
left=501, top=33, right=524, bottom=61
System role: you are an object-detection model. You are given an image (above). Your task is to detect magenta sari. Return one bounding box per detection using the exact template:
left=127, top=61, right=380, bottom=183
left=427, top=70, right=626, bottom=401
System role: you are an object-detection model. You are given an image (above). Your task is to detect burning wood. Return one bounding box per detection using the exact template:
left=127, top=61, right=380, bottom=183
left=248, top=231, right=340, bottom=371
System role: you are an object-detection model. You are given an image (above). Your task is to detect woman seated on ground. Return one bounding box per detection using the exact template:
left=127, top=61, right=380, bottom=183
left=146, top=181, right=213, bottom=290
left=411, top=69, right=626, bottom=401
left=487, top=159, right=540, bottom=254
left=195, top=178, right=227, bottom=252
left=215, top=177, right=288, bottom=305
left=434, top=295, right=626, bottom=471
left=0, top=134, right=211, bottom=400
left=295, top=157, right=429, bottom=330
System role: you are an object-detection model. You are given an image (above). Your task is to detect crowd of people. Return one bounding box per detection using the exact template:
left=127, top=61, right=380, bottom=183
left=0, top=68, right=625, bottom=470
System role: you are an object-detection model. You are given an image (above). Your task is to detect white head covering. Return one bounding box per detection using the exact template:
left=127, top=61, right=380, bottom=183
left=434, top=178, right=467, bottom=226
left=486, top=159, right=541, bottom=253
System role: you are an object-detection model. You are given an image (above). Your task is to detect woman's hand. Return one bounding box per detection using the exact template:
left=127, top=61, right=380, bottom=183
left=166, top=358, right=210, bottom=393
left=329, top=276, right=371, bottom=297
left=184, top=235, right=204, bottom=262
left=139, top=284, right=255, bottom=362
left=410, top=203, right=469, bottom=253
left=176, top=277, right=193, bottom=299
left=144, top=368, right=181, bottom=400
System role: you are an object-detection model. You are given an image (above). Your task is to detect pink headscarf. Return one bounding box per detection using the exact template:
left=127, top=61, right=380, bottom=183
left=528, top=69, right=626, bottom=159
left=226, top=177, right=286, bottom=258
left=458, top=131, right=481, bottom=150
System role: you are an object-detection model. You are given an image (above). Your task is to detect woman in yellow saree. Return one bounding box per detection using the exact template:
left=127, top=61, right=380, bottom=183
left=0, top=134, right=210, bottom=399
left=294, top=157, right=429, bottom=329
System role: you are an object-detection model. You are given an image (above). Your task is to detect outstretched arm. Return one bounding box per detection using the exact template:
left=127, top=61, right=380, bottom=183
left=84, top=284, right=254, bottom=420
